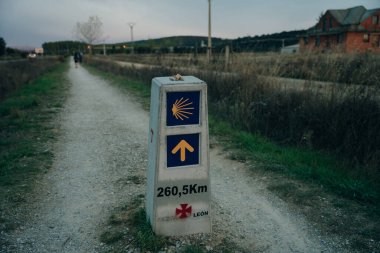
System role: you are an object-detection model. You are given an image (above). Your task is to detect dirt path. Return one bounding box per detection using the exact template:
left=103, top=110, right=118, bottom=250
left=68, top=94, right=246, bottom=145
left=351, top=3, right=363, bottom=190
left=5, top=61, right=148, bottom=252
left=210, top=148, right=340, bottom=252
left=5, top=60, right=341, bottom=252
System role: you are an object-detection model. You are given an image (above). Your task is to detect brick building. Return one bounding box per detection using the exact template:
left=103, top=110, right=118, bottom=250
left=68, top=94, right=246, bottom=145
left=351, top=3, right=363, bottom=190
left=300, top=6, right=380, bottom=53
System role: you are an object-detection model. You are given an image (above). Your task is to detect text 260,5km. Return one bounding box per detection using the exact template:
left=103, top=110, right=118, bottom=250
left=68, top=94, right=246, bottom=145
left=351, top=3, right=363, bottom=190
left=156, top=184, right=207, bottom=198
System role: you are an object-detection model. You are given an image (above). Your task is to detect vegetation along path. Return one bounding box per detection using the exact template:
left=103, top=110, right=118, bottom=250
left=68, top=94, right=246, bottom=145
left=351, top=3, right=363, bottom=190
left=4, top=60, right=346, bottom=252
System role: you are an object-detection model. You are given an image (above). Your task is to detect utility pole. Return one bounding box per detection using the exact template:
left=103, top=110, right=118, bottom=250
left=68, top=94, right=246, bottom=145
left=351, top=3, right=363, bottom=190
left=128, top=22, right=136, bottom=54
left=207, top=0, right=212, bottom=63
left=101, top=36, right=109, bottom=56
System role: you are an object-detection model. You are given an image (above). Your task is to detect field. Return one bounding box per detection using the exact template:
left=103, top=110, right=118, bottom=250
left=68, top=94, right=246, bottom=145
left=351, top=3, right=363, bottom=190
left=85, top=52, right=380, bottom=202
left=105, top=52, right=380, bottom=85
left=0, top=57, right=64, bottom=101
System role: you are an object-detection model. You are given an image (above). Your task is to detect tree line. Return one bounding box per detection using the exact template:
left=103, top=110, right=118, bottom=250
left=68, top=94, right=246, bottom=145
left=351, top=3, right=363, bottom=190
left=0, top=37, right=32, bottom=58
left=42, top=30, right=306, bottom=56
left=41, top=15, right=306, bottom=55
left=232, top=30, right=306, bottom=52
left=42, top=41, right=87, bottom=55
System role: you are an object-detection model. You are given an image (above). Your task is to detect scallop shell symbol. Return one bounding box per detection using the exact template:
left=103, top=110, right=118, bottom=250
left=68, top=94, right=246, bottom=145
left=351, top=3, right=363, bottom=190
left=172, top=97, right=194, bottom=120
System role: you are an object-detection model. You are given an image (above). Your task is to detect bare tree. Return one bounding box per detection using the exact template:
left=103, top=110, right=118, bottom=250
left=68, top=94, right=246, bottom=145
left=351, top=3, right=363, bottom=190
left=74, top=15, right=103, bottom=54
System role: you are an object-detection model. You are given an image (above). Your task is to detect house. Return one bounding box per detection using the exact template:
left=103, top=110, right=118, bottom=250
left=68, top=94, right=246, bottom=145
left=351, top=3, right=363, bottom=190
left=34, top=48, right=44, bottom=55
left=300, top=6, right=380, bottom=53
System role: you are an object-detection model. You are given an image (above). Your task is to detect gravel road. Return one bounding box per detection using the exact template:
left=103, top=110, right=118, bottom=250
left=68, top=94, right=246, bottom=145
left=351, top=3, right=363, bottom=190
left=5, top=61, right=337, bottom=252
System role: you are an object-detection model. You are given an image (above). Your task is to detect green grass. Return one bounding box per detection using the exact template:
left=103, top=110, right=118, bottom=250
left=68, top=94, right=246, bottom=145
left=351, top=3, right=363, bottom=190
left=209, top=115, right=379, bottom=203
left=131, top=208, right=168, bottom=251
left=182, top=245, right=205, bottom=253
left=99, top=194, right=169, bottom=252
left=0, top=62, right=68, bottom=200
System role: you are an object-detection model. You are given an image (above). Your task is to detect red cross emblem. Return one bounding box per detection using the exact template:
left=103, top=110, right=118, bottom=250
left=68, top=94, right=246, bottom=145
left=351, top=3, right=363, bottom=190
left=175, top=204, right=192, bottom=219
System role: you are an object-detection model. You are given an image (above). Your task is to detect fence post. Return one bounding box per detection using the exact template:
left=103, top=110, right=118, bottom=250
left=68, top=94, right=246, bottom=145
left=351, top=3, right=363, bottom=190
left=225, top=45, right=230, bottom=71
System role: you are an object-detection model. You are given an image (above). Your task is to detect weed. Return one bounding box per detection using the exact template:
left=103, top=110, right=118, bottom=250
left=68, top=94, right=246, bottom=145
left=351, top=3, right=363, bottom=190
left=100, top=230, right=124, bottom=244
left=99, top=198, right=168, bottom=251
left=108, top=214, right=123, bottom=225
left=182, top=244, right=204, bottom=253
left=267, top=183, right=298, bottom=198
left=127, top=175, right=143, bottom=184
left=132, top=208, right=167, bottom=252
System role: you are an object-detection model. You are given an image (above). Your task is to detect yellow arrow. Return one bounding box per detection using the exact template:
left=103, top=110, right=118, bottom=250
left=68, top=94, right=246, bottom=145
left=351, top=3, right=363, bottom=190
left=171, top=140, right=194, bottom=162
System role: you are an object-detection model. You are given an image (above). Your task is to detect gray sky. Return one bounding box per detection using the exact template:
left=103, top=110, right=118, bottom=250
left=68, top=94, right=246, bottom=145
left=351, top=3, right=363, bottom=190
left=0, top=0, right=379, bottom=48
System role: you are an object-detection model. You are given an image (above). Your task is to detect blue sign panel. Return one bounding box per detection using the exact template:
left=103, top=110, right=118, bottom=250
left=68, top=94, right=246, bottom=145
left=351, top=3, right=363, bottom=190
left=167, top=133, right=199, bottom=168
left=167, top=91, right=200, bottom=126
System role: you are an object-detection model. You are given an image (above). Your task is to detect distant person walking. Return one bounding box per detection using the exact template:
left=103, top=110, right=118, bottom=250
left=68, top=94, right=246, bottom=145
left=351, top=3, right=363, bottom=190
left=74, top=52, right=81, bottom=68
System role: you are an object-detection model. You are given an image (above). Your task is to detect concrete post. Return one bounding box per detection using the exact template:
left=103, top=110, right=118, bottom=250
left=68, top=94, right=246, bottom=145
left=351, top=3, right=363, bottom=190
left=146, top=76, right=211, bottom=236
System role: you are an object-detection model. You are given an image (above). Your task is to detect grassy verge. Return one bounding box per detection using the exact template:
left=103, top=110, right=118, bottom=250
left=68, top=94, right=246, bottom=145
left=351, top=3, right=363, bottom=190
left=209, top=115, right=379, bottom=203
left=0, top=62, right=69, bottom=230
left=0, top=57, right=63, bottom=101
left=84, top=63, right=379, bottom=204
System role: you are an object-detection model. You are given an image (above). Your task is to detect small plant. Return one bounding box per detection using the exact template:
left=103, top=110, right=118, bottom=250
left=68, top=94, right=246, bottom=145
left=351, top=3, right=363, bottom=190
left=127, top=175, right=143, bottom=184
left=131, top=208, right=167, bottom=252
left=100, top=230, right=124, bottom=244
left=99, top=199, right=168, bottom=251
left=182, top=244, right=204, bottom=253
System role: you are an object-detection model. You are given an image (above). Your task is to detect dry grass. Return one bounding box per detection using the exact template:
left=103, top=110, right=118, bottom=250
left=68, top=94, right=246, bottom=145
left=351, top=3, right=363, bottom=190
left=85, top=52, right=380, bottom=187
left=104, top=52, right=380, bottom=86
left=0, top=57, right=63, bottom=101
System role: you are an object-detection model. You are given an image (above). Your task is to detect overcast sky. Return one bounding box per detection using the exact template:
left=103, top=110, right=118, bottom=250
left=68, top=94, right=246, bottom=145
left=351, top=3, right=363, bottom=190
left=0, top=0, right=379, bottom=48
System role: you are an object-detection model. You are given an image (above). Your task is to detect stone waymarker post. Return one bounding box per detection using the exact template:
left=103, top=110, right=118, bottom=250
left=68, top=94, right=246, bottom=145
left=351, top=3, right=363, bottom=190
left=146, top=75, right=211, bottom=236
